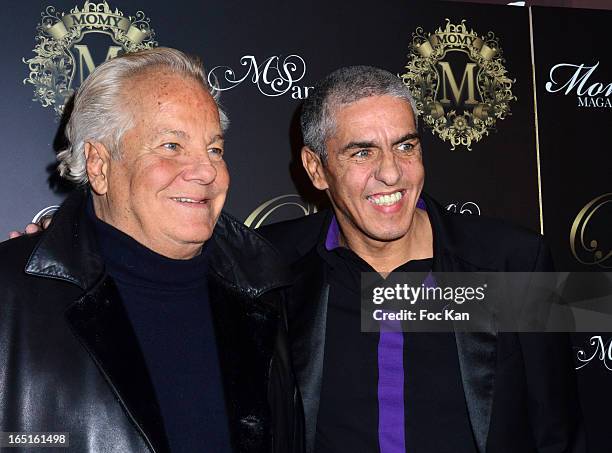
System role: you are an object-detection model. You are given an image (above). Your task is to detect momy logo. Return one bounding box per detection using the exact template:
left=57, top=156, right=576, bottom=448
left=23, top=1, right=157, bottom=117
left=401, top=20, right=516, bottom=150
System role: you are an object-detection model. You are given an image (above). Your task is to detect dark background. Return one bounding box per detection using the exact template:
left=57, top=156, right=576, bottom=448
left=2, top=0, right=539, bottom=230
left=532, top=6, right=612, bottom=447
left=1, top=0, right=610, bottom=449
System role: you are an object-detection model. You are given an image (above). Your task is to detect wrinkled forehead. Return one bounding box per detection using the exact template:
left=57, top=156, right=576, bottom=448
left=118, top=75, right=222, bottom=150
left=128, top=74, right=219, bottom=121
left=329, top=95, right=417, bottom=141
left=126, top=70, right=213, bottom=107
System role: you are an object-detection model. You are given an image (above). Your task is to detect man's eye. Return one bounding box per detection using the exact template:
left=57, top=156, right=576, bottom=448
left=397, top=142, right=415, bottom=152
left=162, top=143, right=179, bottom=151
left=352, top=149, right=370, bottom=159
left=208, top=147, right=224, bottom=160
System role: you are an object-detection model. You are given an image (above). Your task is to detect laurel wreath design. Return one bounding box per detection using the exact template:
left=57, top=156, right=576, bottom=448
left=23, top=2, right=157, bottom=117
left=401, top=20, right=515, bottom=150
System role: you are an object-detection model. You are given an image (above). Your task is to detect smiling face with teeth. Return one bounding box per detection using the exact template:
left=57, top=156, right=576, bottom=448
left=86, top=70, right=229, bottom=259
left=302, top=95, right=425, bottom=250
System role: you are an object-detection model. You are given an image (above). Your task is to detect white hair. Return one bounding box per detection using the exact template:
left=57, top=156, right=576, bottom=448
left=57, top=47, right=229, bottom=184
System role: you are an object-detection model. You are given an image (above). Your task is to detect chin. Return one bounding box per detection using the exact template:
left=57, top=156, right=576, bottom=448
left=372, top=232, right=408, bottom=242
left=360, top=226, right=404, bottom=242
left=367, top=220, right=414, bottom=241
left=172, top=226, right=215, bottom=245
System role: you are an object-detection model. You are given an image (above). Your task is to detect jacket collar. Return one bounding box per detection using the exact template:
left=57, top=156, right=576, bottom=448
left=25, top=188, right=104, bottom=289
left=209, top=211, right=291, bottom=297
left=25, top=189, right=291, bottom=295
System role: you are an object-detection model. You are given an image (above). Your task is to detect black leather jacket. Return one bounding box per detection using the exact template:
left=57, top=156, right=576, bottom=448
left=0, top=189, right=303, bottom=453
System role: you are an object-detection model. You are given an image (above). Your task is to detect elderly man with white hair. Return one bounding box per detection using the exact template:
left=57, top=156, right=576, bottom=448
left=0, top=48, right=302, bottom=453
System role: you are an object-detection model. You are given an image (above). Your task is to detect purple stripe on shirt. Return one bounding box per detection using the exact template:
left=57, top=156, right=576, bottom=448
left=323, top=197, right=429, bottom=453
left=378, top=273, right=436, bottom=453
left=378, top=317, right=406, bottom=453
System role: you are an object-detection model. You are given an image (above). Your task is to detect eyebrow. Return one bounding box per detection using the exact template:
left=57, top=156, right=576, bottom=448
left=207, top=134, right=224, bottom=146
left=155, top=129, right=190, bottom=140
left=341, top=132, right=420, bottom=152
left=342, top=141, right=377, bottom=152
left=392, top=132, right=420, bottom=146
left=154, top=130, right=224, bottom=145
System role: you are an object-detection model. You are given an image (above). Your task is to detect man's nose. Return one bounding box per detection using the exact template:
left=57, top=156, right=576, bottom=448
left=182, top=152, right=217, bottom=184
left=374, top=149, right=401, bottom=186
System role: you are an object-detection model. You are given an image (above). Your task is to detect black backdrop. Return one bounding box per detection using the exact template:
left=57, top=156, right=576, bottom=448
left=1, top=0, right=610, bottom=449
left=532, top=6, right=612, bottom=448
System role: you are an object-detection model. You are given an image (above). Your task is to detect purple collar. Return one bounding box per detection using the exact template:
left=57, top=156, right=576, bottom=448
left=324, top=197, right=427, bottom=251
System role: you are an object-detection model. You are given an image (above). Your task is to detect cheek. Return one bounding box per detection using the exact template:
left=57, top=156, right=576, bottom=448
left=415, top=165, right=425, bottom=184
left=132, top=160, right=180, bottom=196
left=340, top=167, right=373, bottom=197
left=403, top=159, right=425, bottom=184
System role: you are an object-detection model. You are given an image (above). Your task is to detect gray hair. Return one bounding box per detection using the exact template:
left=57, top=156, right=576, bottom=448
left=301, top=65, right=418, bottom=162
left=57, top=47, right=229, bottom=185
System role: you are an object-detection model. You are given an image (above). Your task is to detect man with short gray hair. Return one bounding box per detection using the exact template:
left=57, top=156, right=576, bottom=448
left=0, top=47, right=301, bottom=453
left=259, top=65, right=585, bottom=453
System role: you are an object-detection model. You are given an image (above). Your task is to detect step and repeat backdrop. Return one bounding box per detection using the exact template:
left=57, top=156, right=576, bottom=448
left=1, top=0, right=610, bottom=448
left=532, top=5, right=612, bottom=448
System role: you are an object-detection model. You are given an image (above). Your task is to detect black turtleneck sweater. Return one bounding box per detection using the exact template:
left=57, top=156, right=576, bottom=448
left=87, top=203, right=231, bottom=453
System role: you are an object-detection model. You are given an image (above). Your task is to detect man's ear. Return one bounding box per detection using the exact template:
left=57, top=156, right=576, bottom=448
left=85, top=142, right=111, bottom=195
left=301, top=146, right=329, bottom=191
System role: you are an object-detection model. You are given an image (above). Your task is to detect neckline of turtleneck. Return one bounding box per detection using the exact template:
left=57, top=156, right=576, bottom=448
left=86, top=195, right=210, bottom=291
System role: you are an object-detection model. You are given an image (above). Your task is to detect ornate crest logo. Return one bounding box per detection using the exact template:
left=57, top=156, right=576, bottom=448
left=23, top=1, right=157, bottom=117
left=401, top=19, right=515, bottom=150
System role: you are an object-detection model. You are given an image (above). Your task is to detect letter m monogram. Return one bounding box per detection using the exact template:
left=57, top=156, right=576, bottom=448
left=73, top=45, right=122, bottom=85
left=437, top=61, right=478, bottom=106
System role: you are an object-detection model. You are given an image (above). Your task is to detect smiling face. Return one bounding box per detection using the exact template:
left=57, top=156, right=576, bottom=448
left=303, top=95, right=424, bottom=248
left=87, top=70, right=229, bottom=259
